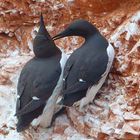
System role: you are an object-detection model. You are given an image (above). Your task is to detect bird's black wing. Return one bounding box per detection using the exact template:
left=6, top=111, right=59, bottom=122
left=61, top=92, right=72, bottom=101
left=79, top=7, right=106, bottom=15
left=16, top=66, right=28, bottom=112
left=16, top=61, right=61, bottom=116
left=63, top=51, right=108, bottom=95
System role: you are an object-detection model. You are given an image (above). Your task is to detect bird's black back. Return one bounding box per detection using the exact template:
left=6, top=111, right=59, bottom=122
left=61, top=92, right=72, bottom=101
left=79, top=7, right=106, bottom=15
left=18, top=55, right=61, bottom=104
left=16, top=53, right=61, bottom=132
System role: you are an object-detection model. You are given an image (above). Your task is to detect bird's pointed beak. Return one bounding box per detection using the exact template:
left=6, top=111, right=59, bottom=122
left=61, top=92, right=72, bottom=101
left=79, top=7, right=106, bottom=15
left=52, top=32, right=66, bottom=41
left=52, top=27, right=72, bottom=41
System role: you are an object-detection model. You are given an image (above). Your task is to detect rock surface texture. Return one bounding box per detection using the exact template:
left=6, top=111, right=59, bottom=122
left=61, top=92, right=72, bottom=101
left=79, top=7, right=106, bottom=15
left=0, top=0, right=140, bottom=139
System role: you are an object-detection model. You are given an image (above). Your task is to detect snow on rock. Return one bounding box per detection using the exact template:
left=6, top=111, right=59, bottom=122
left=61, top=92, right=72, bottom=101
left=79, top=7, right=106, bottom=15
left=110, top=11, right=140, bottom=42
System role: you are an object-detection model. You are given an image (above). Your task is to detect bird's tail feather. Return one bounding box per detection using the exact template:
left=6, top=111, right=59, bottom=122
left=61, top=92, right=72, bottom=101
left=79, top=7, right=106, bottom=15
left=16, top=105, right=45, bottom=132
left=16, top=100, right=45, bottom=116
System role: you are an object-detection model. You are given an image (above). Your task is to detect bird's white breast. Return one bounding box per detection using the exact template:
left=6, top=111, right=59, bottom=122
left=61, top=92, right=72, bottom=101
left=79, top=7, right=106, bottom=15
left=106, top=43, right=115, bottom=73
left=95, top=43, right=115, bottom=86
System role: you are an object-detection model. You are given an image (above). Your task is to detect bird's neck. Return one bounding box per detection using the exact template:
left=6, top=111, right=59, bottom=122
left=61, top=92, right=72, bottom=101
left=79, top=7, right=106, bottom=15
left=84, top=32, right=108, bottom=50
left=34, top=46, right=61, bottom=58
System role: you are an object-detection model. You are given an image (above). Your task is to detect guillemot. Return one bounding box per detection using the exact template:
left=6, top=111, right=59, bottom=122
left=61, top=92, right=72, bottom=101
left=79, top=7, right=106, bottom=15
left=15, top=14, right=67, bottom=132
left=53, top=19, right=115, bottom=111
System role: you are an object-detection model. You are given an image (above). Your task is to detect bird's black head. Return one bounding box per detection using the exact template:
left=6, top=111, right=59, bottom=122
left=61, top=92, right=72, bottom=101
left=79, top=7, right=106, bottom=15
left=33, top=14, right=59, bottom=58
left=52, top=19, right=98, bottom=40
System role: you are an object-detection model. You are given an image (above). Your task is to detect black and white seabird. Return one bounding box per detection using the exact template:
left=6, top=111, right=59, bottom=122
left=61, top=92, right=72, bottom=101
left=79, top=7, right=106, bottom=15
left=53, top=19, right=115, bottom=111
left=15, top=14, right=67, bottom=132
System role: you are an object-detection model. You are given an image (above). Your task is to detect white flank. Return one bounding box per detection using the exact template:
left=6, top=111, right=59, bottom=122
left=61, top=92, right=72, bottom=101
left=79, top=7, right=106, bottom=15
left=32, top=49, right=68, bottom=127
left=79, top=43, right=115, bottom=110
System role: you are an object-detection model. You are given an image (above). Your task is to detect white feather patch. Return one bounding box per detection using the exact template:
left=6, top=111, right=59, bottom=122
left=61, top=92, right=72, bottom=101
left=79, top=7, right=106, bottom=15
left=32, top=96, right=40, bottom=100
left=79, top=78, right=86, bottom=82
left=17, top=95, right=20, bottom=99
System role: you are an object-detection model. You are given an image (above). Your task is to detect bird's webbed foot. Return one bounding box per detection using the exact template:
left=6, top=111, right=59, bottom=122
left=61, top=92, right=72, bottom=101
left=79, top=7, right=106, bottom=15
left=73, top=100, right=85, bottom=112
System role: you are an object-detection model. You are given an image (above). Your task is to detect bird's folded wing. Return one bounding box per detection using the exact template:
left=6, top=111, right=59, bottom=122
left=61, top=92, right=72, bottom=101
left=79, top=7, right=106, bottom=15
left=63, top=59, right=74, bottom=79
left=63, top=61, right=104, bottom=95
left=63, top=82, right=89, bottom=95
left=16, top=66, right=61, bottom=116
left=15, top=99, right=45, bottom=116
left=17, top=67, right=28, bottom=97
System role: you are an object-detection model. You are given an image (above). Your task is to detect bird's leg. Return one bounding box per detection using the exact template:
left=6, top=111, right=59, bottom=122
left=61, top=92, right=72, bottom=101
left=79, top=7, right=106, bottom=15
left=31, top=117, right=41, bottom=127
left=31, top=98, right=56, bottom=128
left=79, top=87, right=97, bottom=111
left=79, top=77, right=107, bottom=111
left=73, top=87, right=98, bottom=112
left=54, top=104, right=63, bottom=114
left=31, top=104, right=54, bottom=128
left=73, top=100, right=80, bottom=107
left=73, top=100, right=81, bottom=110
left=39, top=98, right=57, bottom=128
left=54, top=96, right=64, bottom=113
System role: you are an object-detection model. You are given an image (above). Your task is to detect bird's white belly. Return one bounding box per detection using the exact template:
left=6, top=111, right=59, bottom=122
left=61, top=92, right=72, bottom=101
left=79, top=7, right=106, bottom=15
left=79, top=43, right=115, bottom=110
left=31, top=50, right=68, bottom=127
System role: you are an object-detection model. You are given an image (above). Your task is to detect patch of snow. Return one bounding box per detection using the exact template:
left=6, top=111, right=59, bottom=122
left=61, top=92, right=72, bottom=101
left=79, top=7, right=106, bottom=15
left=67, top=0, right=75, bottom=3
left=0, top=84, right=22, bottom=139
left=109, top=102, right=123, bottom=116
left=123, top=112, right=140, bottom=120
left=53, top=3, right=64, bottom=10
left=110, top=11, right=140, bottom=42
left=64, top=126, right=91, bottom=140
left=102, top=28, right=108, bottom=34
left=101, top=122, right=115, bottom=135
left=67, top=134, right=92, bottom=140
left=85, top=115, right=101, bottom=127
left=8, top=49, right=20, bottom=57
left=131, top=11, right=140, bottom=22
left=114, top=40, right=122, bottom=48
left=117, top=63, right=128, bottom=72
left=27, top=39, right=33, bottom=51
left=0, top=131, right=24, bottom=140
left=31, top=27, right=38, bottom=39
left=122, top=123, right=140, bottom=135
left=46, top=25, right=54, bottom=32
left=125, top=22, right=139, bottom=40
